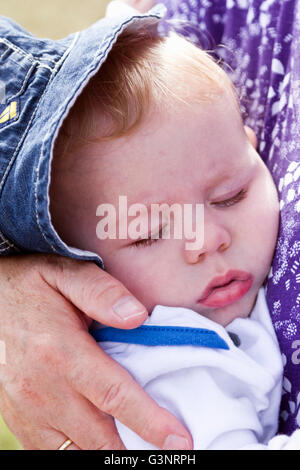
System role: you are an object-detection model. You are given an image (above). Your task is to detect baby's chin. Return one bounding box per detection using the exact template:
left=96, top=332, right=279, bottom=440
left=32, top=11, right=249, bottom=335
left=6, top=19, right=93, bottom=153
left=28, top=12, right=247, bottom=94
left=200, top=307, right=249, bottom=327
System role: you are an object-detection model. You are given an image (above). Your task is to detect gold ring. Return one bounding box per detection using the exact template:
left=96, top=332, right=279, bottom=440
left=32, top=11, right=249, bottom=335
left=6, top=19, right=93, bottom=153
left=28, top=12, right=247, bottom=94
left=58, top=438, right=73, bottom=450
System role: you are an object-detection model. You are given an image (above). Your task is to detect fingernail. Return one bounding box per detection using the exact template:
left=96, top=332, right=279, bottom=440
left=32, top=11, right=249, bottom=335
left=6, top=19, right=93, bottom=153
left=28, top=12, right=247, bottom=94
left=163, top=434, right=191, bottom=450
left=113, top=296, right=146, bottom=320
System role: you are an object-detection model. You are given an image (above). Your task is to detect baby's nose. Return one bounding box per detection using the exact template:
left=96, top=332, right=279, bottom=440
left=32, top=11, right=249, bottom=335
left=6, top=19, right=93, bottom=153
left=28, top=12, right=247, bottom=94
left=184, top=219, right=231, bottom=264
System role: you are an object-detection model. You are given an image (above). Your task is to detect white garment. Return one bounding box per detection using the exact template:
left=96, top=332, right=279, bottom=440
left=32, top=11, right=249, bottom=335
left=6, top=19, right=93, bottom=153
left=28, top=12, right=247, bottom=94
left=98, top=288, right=300, bottom=449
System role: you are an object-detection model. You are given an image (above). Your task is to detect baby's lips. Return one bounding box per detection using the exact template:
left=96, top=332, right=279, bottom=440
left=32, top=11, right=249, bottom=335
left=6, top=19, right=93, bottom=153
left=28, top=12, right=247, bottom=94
left=198, top=269, right=252, bottom=302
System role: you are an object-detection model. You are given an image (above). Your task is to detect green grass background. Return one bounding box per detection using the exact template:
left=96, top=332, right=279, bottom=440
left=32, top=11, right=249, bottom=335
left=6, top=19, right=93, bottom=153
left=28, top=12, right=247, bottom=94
left=0, top=0, right=110, bottom=450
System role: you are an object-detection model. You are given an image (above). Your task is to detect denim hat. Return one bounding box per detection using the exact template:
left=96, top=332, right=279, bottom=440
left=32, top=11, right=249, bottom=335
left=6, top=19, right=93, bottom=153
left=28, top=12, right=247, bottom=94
left=0, top=3, right=166, bottom=266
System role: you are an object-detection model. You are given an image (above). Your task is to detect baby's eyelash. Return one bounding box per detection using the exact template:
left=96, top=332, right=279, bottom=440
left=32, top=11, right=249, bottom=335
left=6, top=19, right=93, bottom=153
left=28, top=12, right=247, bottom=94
left=213, top=189, right=248, bottom=208
left=132, top=226, right=165, bottom=249
left=131, top=190, right=247, bottom=248
left=133, top=237, right=159, bottom=248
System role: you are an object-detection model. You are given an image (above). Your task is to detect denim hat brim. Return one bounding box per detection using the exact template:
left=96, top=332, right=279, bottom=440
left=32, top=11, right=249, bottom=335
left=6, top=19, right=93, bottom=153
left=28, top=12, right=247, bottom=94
left=0, top=4, right=166, bottom=266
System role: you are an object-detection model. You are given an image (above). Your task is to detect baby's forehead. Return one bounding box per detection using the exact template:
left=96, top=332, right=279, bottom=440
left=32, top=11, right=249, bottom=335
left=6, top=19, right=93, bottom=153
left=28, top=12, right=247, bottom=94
left=97, top=156, right=252, bottom=204
left=71, top=88, right=249, bottom=200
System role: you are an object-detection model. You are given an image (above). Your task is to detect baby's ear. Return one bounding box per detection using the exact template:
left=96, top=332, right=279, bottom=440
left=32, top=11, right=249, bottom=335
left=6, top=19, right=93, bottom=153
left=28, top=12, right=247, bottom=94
left=244, top=125, right=258, bottom=150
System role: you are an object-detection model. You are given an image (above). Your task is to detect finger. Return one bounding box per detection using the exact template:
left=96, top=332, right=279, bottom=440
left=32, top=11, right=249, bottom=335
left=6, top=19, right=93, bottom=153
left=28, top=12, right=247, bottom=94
left=2, top=383, right=124, bottom=450
left=69, top=332, right=193, bottom=450
left=0, top=388, right=36, bottom=450
left=39, top=256, right=148, bottom=328
left=36, top=428, right=81, bottom=451
left=48, top=390, right=126, bottom=450
left=0, top=382, right=81, bottom=450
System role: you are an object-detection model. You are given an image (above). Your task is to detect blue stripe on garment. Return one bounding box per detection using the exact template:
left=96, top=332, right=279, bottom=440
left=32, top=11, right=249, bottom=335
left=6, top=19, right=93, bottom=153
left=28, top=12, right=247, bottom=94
left=91, top=325, right=229, bottom=350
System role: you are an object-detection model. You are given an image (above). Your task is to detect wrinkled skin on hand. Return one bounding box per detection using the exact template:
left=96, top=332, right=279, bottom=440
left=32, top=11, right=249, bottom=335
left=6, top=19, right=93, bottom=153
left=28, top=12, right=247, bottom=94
left=0, top=255, right=192, bottom=450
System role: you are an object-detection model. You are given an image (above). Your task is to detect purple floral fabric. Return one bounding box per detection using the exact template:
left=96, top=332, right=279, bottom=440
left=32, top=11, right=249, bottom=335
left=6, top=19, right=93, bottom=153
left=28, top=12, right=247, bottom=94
left=159, top=0, right=300, bottom=434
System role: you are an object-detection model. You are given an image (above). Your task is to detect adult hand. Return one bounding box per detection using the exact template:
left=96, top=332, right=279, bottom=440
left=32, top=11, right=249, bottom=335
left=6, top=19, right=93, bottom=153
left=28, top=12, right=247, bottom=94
left=0, top=255, right=192, bottom=450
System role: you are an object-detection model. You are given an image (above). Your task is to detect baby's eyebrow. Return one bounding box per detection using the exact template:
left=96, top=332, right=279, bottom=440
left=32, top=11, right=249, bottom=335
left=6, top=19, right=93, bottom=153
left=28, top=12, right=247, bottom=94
left=126, top=168, right=249, bottom=209
left=205, top=166, right=248, bottom=189
left=116, top=166, right=254, bottom=225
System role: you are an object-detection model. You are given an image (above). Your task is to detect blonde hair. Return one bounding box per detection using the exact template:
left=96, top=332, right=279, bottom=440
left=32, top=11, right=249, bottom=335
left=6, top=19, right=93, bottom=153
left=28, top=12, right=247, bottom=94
left=55, top=29, right=239, bottom=156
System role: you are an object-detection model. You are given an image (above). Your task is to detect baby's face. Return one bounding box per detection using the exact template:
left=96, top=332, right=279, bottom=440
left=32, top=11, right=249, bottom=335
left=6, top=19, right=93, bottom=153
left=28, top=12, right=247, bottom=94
left=52, top=90, right=280, bottom=326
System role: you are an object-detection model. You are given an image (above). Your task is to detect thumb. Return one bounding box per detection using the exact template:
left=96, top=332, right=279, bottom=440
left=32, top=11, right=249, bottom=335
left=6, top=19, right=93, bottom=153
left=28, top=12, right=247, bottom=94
left=39, top=255, right=148, bottom=328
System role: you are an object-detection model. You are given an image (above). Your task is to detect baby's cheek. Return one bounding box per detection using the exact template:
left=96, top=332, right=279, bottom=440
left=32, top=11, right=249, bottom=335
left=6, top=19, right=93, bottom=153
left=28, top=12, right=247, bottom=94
left=134, top=264, right=181, bottom=312
left=247, top=180, right=279, bottom=272
left=104, top=254, right=162, bottom=309
left=135, top=269, right=166, bottom=307
left=258, top=183, right=280, bottom=250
